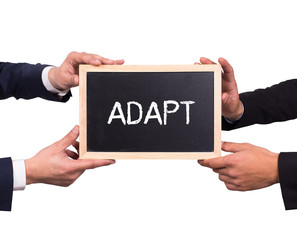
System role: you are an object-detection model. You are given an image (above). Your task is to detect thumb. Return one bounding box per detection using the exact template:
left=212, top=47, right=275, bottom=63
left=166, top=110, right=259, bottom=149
left=74, top=159, right=116, bottom=171
left=222, top=92, right=229, bottom=104
left=221, top=141, right=249, bottom=153
left=70, top=74, right=79, bottom=87
left=57, top=125, right=79, bottom=150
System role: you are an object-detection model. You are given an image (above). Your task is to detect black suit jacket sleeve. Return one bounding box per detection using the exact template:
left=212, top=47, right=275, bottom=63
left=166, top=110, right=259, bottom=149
left=0, top=158, right=13, bottom=211
left=0, top=62, right=71, bottom=101
left=0, top=62, right=71, bottom=211
left=222, top=79, right=297, bottom=210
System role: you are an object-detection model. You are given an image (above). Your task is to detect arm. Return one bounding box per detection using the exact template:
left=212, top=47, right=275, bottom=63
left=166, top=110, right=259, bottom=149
left=0, top=51, right=124, bottom=102
left=223, top=79, right=297, bottom=130
left=198, top=142, right=279, bottom=191
left=199, top=58, right=297, bottom=130
left=0, top=52, right=124, bottom=211
left=197, top=57, right=243, bottom=123
left=25, top=126, right=115, bottom=187
left=278, top=152, right=297, bottom=210
left=0, top=126, right=116, bottom=212
left=198, top=58, right=297, bottom=210
left=198, top=142, right=297, bottom=210
left=0, top=62, right=68, bottom=101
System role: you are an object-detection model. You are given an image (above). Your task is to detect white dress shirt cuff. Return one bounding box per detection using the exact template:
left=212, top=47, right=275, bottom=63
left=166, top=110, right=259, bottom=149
left=12, top=159, right=26, bottom=191
left=42, top=66, right=69, bottom=97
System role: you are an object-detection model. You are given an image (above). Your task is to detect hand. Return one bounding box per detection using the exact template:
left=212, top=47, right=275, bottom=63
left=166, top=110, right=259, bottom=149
left=25, top=126, right=115, bottom=187
left=48, top=51, right=124, bottom=91
left=195, top=57, right=243, bottom=120
left=198, top=142, right=280, bottom=191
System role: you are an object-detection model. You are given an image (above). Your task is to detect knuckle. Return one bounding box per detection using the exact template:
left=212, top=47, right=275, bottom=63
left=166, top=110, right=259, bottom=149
left=228, top=170, right=238, bottom=178
left=242, top=143, right=251, bottom=148
left=229, top=65, right=234, bottom=72
left=225, top=158, right=233, bottom=167
left=238, top=186, right=248, bottom=192
left=68, top=51, right=77, bottom=58
left=61, top=182, right=70, bottom=187
left=233, top=179, right=243, bottom=186
left=65, top=182, right=72, bottom=187
left=225, top=184, right=235, bottom=191
left=63, top=179, right=75, bottom=187
left=89, top=161, right=97, bottom=169
left=218, top=174, right=224, bottom=182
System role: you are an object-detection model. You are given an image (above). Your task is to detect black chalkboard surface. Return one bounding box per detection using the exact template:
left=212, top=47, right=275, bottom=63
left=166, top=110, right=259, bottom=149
left=79, top=65, right=221, bottom=159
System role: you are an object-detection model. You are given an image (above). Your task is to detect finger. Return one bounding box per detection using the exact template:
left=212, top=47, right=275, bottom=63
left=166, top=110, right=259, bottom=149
left=225, top=183, right=240, bottom=191
left=72, top=141, right=79, bottom=151
left=222, top=142, right=250, bottom=153
left=218, top=58, right=235, bottom=82
left=222, top=92, right=229, bottom=104
left=57, top=125, right=79, bottom=150
left=91, top=54, right=124, bottom=65
left=92, top=54, right=115, bottom=65
left=200, top=57, right=216, bottom=64
left=68, top=52, right=102, bottom=66
left=218, top=57, right=233, bottom=73
left=114, top=59, right=125, bottom=65
left=213, top=167, right=234, bottom=177
left=198, top=157, right=228, bottom=169
left=66, top=149, right=79, bottom=160
left=70, top=75, right=79, bottom=87
left=218, top=174, right=237, bottom=185
left=74, top=159, right=116, bottom=171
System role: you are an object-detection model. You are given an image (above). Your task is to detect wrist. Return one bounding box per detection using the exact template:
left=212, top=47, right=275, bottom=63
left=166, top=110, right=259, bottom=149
left=273, top=153, right=280, bottom=184
left=227, top=101, right=244, bottom=121
left=25, top=158, right=37, bottom=185
left=48, top=67, right=65, bottom=91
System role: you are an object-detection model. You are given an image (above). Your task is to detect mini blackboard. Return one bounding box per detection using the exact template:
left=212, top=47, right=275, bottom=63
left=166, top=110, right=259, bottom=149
left=79, top=65, right=221, bottom=159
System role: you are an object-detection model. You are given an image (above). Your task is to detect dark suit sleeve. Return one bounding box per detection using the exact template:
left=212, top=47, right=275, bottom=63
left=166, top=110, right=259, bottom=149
left=0, top=62, right=71, bottom=101
left=0, top=158, right=13, bottom=211
left=0, top=62, right=72, bottom=211
left=221, top=79, right=297, bottom=210
left=278, top=153, right=297, bottom=210
left=222, top=79, right=297, bottom=130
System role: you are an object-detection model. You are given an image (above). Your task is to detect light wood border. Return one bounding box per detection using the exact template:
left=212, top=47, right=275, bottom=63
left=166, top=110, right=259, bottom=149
left=79, top=64, right=221, bottom=159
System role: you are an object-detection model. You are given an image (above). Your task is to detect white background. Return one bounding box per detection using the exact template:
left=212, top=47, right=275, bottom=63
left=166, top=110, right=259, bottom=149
left=0, top=0, right=297, bottom=239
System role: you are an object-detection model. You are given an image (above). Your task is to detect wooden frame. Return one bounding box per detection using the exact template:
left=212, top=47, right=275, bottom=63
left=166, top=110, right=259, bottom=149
left=79, top=64, right=221, bottom=159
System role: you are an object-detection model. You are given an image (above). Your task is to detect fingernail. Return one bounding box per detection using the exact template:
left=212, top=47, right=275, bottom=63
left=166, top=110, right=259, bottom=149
left=108, top=159, right=116, bottom=164
left=72, top=126, right=79, bottom=134
left=91, top=59, right=101, bottom=65
left=223, top=94, right=229, bottom=104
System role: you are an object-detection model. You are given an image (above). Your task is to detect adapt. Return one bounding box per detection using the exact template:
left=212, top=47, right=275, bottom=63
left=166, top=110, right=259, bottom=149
left=107, top=100, right=195, bottom=125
